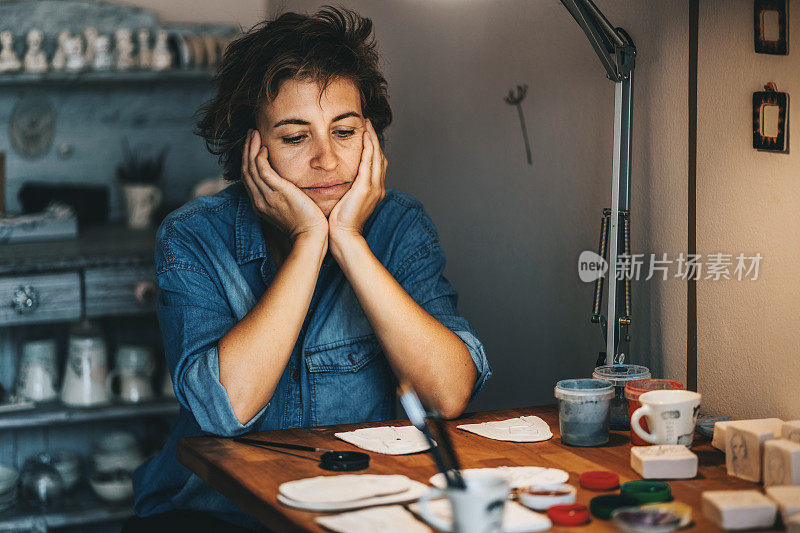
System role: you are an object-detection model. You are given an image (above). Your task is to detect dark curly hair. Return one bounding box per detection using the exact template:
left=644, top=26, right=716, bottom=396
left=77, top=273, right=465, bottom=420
left=195, top=5, right=392, bottom=183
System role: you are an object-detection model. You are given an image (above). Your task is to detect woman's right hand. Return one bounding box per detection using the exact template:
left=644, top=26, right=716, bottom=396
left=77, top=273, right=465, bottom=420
left=241, top=128, right=328, bottom=243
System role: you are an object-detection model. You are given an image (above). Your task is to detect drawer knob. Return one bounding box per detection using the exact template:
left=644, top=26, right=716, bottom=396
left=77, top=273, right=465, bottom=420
left=12, top=285, right=39, bottom=314
left=134, top=280, right=156, bottom=305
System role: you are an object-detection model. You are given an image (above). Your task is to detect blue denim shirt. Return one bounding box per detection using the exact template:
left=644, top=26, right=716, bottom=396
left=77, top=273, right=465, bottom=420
left=132, top=182, right=491, bottom=528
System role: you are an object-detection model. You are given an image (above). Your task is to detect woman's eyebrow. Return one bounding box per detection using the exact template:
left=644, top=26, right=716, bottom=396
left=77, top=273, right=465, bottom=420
left=272, top=111, right=362, bottom=128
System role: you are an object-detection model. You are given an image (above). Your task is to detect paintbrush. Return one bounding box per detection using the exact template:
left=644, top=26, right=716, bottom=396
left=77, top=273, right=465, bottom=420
left=397, top=383, right=466, bottom=489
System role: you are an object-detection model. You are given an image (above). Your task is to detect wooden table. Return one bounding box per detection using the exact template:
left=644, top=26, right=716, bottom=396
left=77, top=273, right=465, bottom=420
left=178, top=405, right=778, bottom=532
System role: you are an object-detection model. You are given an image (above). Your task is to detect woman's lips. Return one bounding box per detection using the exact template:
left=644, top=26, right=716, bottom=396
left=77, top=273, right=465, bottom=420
left=303, top=182, right=349, bottom=196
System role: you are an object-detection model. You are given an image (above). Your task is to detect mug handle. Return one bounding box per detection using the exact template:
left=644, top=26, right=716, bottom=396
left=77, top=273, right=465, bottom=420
left=631, top=405, right=659, bottom=443
left=416, top=488, right=453, bottom=533
left=106, top=370, right=120, bottom=398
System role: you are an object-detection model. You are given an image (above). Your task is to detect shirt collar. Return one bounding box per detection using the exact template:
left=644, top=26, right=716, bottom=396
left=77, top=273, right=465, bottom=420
left=234, top=183, right=268, bottom=265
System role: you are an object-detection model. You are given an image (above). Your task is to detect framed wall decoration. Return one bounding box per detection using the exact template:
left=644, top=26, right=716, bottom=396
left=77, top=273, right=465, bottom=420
left=754, top=0, right=788, bottom=55
left=753, top=82, right=789, bottom=152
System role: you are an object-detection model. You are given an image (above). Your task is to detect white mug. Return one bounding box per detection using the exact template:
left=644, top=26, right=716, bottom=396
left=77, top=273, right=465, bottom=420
left=108, top=345, right=155, bottom=403
left=416, top=474, right=508, bottom=533
left=631, top=390, right=701, bottom=446
left=17, top=340, right=58, bottom=402
left=122, top=184, right=162, bottom=229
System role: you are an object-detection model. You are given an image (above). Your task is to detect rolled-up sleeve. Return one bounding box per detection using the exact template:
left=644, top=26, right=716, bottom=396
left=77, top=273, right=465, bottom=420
left=156, top=266, right=270, bottom=436
left=392, top=211, right=492, bottom=400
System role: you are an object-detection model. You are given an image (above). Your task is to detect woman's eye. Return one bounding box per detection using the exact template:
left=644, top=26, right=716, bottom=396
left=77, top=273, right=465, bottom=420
left=334, top=129, right=356, bottom=139
left=282, top=135, right=306, bottom=145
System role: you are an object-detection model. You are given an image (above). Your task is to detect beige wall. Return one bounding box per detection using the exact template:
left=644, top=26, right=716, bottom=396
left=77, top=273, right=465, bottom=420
left=115, top=0, right=267, bottom=28
left=698, top=0, right=800, bottom=419
left=273, top=0, right=689, bottom=409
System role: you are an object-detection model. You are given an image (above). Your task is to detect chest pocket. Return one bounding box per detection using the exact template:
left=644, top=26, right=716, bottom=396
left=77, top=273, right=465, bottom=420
left=305, top=335, right=396, bottom=426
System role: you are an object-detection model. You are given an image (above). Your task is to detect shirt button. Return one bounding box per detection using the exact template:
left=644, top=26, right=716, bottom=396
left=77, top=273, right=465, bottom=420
left=292, top=367, right=300, bottom=381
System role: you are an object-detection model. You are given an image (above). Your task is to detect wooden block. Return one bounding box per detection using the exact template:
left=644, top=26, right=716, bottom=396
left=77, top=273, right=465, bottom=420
left=764, top=440, right=800, bottom=486
left=765, top=486, right=800, bottom=523
left=630, top=445, right=698, bottom=479
left=788, top=513, right=800, bottom=533
left=783, top=421, right=800, bottom=444
left=713, top=418, right=783, bottom=451
left=702, top=490, right=777, bottom=530
left=725, top=422, right=779, bottom=482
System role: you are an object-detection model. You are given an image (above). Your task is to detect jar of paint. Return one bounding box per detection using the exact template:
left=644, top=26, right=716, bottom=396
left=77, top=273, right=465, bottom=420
left=592, top=364, right=651, bottom=431
left=554, top=379, right=614, bottom=447
left=625, top=379, right=685, bottom=446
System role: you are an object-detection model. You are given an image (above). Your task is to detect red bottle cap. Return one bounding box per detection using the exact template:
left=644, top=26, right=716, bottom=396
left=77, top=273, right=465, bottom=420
left=547, top=504, right=590, bottom=526
left=579, top=471, right=620, bottom=490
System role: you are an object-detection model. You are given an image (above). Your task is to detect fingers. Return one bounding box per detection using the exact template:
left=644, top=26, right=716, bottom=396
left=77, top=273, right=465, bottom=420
left=240, top=130, right=266, bottom=210
left=353, top=125, right=374, bottom=192
left=366, top=119, right=387, bottom=198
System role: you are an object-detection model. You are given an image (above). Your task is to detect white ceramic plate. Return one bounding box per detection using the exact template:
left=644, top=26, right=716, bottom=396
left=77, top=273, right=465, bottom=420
left=429, top=467, right=569, bottom=490
left=278, top=480, right=429, bottom=512
left=279, top=474, right=414, bottom=504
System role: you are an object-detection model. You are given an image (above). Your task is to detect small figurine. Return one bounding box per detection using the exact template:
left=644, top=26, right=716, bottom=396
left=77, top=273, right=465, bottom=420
left=64, top=35, right=85, bottom=72
left=151, top=29, right=171, bottom=71
left=0, top=30, right=22, bottom=73
left=83, top=27, right=98, bottom=66
left=24, top=29, right=48, bottom=74
left=92, top=35, right=112, bottom=71
left=114, top=28, right=135, bottom=71
left=137, top=28, right=151, bottom=69
left=51, top=30, right=70, bottom=71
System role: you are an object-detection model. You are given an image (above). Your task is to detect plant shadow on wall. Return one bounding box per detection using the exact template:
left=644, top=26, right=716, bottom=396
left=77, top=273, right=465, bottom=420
left=115, top=139, right=168, bottom=230
left=504, top=84, right=532, bottom=165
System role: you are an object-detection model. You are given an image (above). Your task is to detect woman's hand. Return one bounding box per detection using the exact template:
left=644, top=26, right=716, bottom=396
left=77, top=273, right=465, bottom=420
left=328, top=119, right=387, bottom=242
left=241, top=128, right=329, bottom=243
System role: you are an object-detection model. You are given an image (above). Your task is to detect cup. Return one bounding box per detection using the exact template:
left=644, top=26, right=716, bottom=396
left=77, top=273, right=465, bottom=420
left=107, top=345, right=155, bottom=403
left=592, top=364, right=651, bottom=431
left=122, top=184, right=162, bottom=229
left=416, top=474, right=508, bottom=533
left=625, top=379, right=685, bottom=445
left=555, top=379, right=614, bottom=446
left=630, top=390, right=701, bottom=447
left=60, top=321, right=109, bottom=407
left=17, top=340, right=58, bottom=402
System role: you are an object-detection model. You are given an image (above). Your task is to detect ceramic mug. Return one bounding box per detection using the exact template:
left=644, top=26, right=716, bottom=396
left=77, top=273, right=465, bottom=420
left=108, top=345, right=155, bottom=403
left=631, top=390, right=701, bottom=446
left=61, top=333, right=109, bottom=407
left=17, top=340, right=58, bottom=402
left=122, top=184, right=162, bottom=229
left=416, top=474, right=508, bottom=533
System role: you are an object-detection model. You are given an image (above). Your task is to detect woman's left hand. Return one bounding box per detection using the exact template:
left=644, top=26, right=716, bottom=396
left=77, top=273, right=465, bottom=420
left=328, top=118, right=387, bottom=243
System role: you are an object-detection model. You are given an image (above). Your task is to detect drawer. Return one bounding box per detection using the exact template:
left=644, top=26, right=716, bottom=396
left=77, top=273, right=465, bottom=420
left=84, top=266, right=157, bottom=317
left=0, top=272, right=81, bottom=326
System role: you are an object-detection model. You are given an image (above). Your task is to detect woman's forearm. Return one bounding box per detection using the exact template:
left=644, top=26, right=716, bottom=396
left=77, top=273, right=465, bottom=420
left=218, top=231, right=328, bottom=424
left=330, top=234, right=477, bottom=419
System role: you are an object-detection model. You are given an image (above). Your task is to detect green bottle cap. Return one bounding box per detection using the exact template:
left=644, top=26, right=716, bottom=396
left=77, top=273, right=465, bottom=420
left=620, top=480, right=672, bottom=503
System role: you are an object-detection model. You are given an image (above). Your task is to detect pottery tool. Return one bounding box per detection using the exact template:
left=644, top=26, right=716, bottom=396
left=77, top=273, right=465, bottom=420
left=233, top=437, right=370, bottom=471
left=397, top=384, right=465, bottom=489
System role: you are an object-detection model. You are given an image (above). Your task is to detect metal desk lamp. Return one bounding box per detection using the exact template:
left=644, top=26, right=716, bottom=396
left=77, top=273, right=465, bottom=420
left=560, top=0, right=636, bottom=366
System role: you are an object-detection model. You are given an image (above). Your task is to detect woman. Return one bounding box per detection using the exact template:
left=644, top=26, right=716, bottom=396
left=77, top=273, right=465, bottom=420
left=129, top=6, right=491, bottom=530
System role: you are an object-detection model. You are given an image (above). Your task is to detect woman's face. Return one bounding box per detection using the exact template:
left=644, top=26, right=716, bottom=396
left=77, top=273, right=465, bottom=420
left=256, top=77, right=366, bottom=217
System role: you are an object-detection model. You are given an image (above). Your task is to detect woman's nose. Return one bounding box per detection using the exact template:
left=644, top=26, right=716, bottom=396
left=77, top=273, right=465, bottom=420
left=309, top=137, right=339, bottom=171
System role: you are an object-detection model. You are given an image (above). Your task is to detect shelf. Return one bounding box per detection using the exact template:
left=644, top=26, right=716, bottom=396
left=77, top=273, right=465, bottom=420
left=0, top=69, right=214, bottom=88
left=0, top=486, right=132, bottom=531
left=0, top=225, right=156, bottom=275
left=0, top=398, right=179, bottom=431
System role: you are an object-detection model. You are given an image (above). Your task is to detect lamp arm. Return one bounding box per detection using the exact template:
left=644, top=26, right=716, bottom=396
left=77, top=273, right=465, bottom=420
left=559, top=0, right=635, bottom=81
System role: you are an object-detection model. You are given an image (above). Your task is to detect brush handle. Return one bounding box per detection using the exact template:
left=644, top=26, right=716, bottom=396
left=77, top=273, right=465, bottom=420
left=234, top=437, right=333, bottom=453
